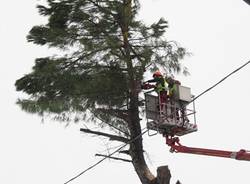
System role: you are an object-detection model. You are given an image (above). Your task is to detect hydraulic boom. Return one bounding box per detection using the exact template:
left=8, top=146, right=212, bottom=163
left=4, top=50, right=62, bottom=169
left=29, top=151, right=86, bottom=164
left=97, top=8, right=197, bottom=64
left=166, top=136, right=250, bottom=161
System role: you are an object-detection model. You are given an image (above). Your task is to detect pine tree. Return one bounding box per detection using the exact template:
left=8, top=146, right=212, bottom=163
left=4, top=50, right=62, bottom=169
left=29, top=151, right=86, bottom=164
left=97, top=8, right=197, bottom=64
left=15, top=1, right=188, bottom=183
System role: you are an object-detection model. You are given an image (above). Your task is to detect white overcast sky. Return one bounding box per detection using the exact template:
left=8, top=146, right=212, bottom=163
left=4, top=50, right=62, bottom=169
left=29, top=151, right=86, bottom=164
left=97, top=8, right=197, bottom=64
left=1, top=0, right=250, bottom=184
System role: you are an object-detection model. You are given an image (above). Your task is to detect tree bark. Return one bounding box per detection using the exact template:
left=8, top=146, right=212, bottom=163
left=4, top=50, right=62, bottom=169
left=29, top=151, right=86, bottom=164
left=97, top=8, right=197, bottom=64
left=118, top=1, right=172, bottom=184
left=156, top=166, right=171, bottom=184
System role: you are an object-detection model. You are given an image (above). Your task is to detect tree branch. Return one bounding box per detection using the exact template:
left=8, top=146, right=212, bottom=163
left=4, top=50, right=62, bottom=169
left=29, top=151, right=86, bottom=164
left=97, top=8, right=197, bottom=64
left=95, top=154, right=132, bottom=163
left=88, top=108, right=130, bottom=136
left=119, top=150, right=130, bottom=155
left=80, top=128, right=129, bottom=143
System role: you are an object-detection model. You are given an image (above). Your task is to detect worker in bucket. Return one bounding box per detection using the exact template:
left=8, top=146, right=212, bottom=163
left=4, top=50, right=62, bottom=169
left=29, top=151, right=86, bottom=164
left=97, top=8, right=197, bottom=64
left=165, top=76, right=180, bottom=100
left=166, top=76, right=189, bottom=122
left=142, top=70, right=168, bottom=113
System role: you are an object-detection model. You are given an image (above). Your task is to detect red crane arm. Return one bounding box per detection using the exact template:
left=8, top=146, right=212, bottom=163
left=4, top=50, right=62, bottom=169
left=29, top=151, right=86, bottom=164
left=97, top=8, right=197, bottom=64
left=166, top=136, right=250, bottom=161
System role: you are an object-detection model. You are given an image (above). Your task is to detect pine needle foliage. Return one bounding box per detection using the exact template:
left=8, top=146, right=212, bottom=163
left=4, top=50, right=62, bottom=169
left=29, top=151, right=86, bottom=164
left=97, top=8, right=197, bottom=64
left=16, top=1, right=188, bottom=182
left=16, top=0, right=188, bottom=132
left=16, top=0, right=188, bottom=131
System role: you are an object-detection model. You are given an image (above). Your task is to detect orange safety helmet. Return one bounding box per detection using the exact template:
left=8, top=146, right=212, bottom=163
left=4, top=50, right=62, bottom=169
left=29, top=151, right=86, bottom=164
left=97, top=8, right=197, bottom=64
left=153, top=70, right=162, bottom=77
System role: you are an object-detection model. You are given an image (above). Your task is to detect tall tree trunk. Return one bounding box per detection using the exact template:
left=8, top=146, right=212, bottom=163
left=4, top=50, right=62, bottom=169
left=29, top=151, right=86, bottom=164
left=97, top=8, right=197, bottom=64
left=121, top=1, right=171, bottom=183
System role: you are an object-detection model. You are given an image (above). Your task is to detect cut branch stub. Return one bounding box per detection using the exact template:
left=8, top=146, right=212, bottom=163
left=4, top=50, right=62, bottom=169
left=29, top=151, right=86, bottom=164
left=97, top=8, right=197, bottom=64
left=157, top=166, right=171, bottom=184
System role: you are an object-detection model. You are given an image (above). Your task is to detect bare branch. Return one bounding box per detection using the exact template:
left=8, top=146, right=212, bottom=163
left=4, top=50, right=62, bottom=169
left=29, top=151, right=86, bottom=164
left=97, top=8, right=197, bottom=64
left=88, top=108, right=130, bottom=136
left=95, top=154, right=132, bottom=163
left=80, top=128, right=129, bottom=143
left=119, top=150, right=130, bottom=155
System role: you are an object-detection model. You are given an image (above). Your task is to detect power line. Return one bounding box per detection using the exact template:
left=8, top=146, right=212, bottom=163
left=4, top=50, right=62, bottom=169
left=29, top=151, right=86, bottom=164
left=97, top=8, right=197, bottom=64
left=64, top=60, right=250, bottom=184
left=64, top=128, right=148, bottom=184
left=191, top=60, right=250, bottom=102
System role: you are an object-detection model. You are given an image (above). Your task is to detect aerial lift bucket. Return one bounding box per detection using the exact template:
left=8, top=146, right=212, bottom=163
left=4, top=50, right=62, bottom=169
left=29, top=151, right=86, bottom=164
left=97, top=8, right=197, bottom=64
left=144, top=85, right=197, bottom=137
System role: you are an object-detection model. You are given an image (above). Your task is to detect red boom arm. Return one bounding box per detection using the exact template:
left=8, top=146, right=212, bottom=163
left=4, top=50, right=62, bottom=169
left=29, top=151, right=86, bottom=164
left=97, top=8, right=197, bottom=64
left=166, top=136, right=250, bottom=161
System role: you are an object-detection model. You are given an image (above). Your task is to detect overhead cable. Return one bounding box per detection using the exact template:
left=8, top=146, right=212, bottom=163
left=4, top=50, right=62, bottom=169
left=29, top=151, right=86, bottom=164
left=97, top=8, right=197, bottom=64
left=191, top=60, right=250, bottom=102
left=64, top=128, right=148, bottom=184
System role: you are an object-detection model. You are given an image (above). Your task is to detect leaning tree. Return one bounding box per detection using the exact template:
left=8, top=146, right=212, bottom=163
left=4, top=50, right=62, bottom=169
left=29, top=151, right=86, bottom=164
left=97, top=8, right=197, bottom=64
left=15, top=0, right=188, bottom=184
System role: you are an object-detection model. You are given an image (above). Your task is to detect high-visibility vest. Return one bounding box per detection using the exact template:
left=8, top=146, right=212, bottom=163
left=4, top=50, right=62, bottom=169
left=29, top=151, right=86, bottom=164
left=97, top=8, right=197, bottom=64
left=155, top=78, right=168, bottom=93
left=168, top=84, right=177, bottom=97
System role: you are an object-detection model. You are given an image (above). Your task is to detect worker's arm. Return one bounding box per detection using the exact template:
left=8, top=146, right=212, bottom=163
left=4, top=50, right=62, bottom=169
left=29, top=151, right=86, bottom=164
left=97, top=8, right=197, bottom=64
left=142, top=78, right=158, bottom=90
left=147, top=77, right=164, bottom=84
left=146, top=78, right=157, bottom=83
